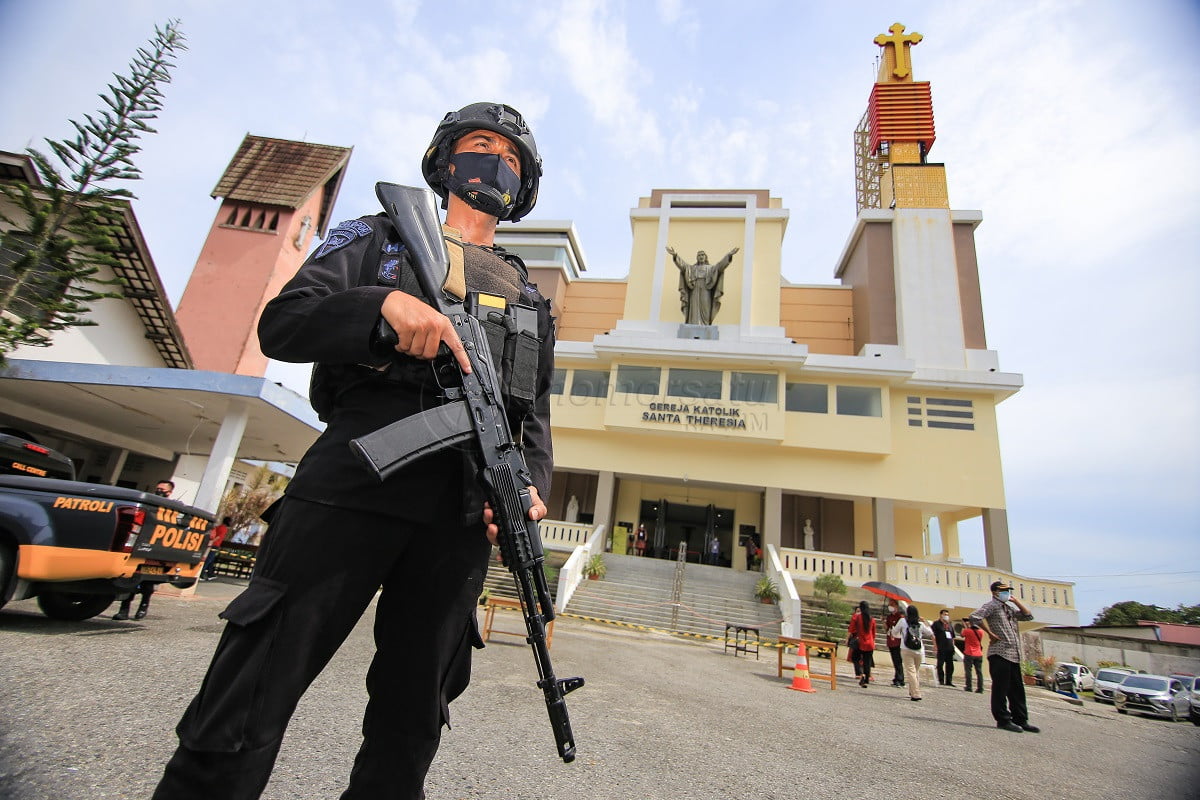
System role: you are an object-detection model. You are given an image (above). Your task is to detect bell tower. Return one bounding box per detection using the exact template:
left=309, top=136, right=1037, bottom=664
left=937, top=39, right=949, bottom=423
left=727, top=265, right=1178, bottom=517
left=841, top=23, right=991, bottom=372
left=174, top=135, right=352, bottom=376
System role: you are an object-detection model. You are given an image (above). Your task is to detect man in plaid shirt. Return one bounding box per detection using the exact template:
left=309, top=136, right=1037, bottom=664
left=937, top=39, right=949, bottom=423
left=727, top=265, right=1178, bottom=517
left=970, top=580, right=1039, bottom=733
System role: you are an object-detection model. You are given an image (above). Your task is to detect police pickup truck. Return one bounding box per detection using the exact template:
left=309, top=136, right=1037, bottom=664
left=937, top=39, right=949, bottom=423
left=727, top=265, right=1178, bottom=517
left=0, top=432, right=212, bottom=620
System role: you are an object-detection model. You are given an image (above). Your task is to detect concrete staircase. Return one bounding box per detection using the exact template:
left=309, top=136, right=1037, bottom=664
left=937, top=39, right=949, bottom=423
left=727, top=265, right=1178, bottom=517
left=481, top=548, right=569, bottom=604
left=562, top=553, right=783, bottom=641
left=482, top=549, right=916, bottom=652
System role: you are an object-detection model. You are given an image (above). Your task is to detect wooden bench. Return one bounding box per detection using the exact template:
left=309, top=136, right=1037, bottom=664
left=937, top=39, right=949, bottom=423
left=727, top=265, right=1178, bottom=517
left=481, top=596, right=554, bottom=648
left=212, top=546, right=258, bottom=579
left=777, top=636, right=838, bottom=690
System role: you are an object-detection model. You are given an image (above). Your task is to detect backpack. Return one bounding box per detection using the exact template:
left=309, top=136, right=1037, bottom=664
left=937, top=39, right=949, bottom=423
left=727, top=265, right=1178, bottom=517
left=904, top=621, right=922, bottom=651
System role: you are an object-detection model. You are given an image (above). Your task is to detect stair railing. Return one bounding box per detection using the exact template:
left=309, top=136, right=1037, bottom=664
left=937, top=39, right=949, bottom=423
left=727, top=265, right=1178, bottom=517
left=766, top=543, right=803, bottom=638
left=555, top=524, right=606, bottom=613
left=670, top=539, right=686, bottom=630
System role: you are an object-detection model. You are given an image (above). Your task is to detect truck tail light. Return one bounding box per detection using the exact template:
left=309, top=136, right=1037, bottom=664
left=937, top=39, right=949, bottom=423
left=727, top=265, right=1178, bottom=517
left=112, top=506, right=146, bottom=553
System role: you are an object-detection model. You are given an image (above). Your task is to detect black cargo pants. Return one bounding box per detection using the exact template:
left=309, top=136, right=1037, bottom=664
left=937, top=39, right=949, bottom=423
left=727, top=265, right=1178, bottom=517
left=151, top=497, right=491, bottom=800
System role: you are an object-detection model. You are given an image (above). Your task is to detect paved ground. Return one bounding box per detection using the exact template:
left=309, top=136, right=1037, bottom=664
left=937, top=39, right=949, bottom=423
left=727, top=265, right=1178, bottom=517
left=1, top=577, right=1198, bottom=800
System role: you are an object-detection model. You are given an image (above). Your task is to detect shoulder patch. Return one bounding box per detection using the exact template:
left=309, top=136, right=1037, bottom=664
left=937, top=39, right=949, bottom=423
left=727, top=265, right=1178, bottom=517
left=313, top=219, right=373, bottom=260
left=379, top=257, right=401, bottom=284
left=382, top=240, right=405, bottom=255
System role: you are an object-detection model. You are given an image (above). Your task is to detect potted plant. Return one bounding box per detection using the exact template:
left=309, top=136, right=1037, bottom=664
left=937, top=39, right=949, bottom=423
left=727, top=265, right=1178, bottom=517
left=754, top=575, right=780, bottom=604
left=1037, top=655, right=1058, bottom=688
left=583, top=553, right=606, bottom=580
left=1021, top=660, right=1038, bottom=686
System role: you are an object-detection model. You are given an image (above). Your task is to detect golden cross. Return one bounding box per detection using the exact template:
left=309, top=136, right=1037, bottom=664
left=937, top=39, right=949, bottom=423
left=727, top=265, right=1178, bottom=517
left=874, top=22, right=923, bottom=80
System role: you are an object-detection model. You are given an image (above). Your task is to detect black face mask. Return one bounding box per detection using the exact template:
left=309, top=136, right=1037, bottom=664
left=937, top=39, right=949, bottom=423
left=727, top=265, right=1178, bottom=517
left=444, top=152, right=521, bottom=219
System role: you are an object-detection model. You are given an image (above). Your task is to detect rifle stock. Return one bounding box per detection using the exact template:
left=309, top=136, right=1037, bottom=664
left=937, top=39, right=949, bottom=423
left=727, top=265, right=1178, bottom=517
left=350, top=183, right=583, bottom=762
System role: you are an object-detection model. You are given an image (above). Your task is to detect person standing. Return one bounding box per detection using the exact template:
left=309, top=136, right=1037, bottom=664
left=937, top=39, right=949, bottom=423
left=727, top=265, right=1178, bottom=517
left=114, top=479, right=175, bottom=620
left=148, top=102, right=555, bottom=800
left=635, top=523, right=648, bottom=557
left=891, top=604, right=934, bottom=701
left=961, top=617, right=985, bottom=693
left=970, top=580, right=1038, bottom=733
left=848, top=599, right=877, bottom=688
left=931, top=608, right=957, bottom=687
left=885, top=600, right=905, bottom=687
left=200, top=516, right=231, bottom=581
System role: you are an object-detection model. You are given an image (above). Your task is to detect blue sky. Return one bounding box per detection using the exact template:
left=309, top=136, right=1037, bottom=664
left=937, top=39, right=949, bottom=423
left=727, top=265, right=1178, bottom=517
left=1, top=0, right=1197, bottom=624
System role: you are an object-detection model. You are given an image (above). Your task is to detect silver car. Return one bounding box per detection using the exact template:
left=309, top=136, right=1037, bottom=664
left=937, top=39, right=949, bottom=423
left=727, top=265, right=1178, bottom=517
left=1093, top=667, right=1136, bottom=703
left=1176, top=675, right=1200, bottom=726
left=1114, top=674, right=1191, bottom=721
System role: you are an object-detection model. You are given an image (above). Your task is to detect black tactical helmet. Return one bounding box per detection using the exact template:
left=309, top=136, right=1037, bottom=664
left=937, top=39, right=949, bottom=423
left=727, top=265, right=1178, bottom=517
left=422, top=102, right=542, bottom=222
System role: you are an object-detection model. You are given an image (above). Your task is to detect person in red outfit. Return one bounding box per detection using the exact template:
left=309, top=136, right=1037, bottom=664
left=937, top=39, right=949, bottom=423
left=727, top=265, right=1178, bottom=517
left=885, top=601, right=905, bottom=687
left=200, top=516, right=231, bottom=581
left=848, top=599, right=877, bottom=688
left=961, top=617, right=986, bottom=693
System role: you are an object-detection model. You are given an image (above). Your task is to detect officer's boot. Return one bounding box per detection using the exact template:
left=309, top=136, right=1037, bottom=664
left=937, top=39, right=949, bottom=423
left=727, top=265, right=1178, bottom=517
left=112, top=597, right=132, bottom=621
left=134, top=597, right=151, bottom=620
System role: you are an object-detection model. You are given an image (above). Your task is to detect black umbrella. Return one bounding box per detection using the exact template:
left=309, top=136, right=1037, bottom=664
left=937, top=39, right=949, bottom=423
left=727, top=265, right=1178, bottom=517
left=861, top=581, right=912, bottom=603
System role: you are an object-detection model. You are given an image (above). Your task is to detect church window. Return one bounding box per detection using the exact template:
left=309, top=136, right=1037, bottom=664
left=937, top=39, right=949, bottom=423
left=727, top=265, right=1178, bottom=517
left=835, top=386, right=882, bottom=417
left=730, top=372, right=777, bottom=403
left=785, top=383, right=828, bottom=413
left=615, top=365, right=661, bottom=395
left=570, top=370, right=609, bottom=398
left=667, top=368, right=721, bottom=400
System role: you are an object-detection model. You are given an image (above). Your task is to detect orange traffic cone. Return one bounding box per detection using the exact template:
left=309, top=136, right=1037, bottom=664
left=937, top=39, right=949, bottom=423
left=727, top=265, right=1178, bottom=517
left=788, top=644, right=817, bottom=693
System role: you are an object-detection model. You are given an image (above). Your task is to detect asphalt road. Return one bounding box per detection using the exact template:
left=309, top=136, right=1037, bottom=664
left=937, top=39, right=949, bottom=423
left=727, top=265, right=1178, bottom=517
left=1, top=578, right=1197, bottom=800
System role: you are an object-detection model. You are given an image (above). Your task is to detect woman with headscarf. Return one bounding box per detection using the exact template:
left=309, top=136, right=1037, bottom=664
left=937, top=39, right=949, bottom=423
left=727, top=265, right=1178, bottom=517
left=847, top=599, right=877, bottom=688
left=890, top=603, right=935, bottom=701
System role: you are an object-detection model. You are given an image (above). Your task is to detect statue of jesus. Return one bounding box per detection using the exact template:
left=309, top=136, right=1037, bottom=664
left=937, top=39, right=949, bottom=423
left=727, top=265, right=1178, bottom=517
left=667, top=246, right=739, bottom=325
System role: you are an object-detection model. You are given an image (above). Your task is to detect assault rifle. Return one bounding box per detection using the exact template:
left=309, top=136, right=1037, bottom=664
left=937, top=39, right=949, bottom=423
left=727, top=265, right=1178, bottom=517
left=349, top=182, right=583, bottom=762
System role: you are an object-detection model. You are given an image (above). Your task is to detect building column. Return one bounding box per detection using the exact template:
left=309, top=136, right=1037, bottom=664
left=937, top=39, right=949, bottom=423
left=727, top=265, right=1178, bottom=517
left=873, top=498, right=895, bottom=578
left=194, top=401, right=249, bottom=514
left=763, top=487, right=782, bottom=553
left=593, top=470, right=616, bottom=550
left=982, top=508, right=1012, bottom=572
left=939, top=513, right=962, bottom=562
left=101, top=448, right=129, bottom=486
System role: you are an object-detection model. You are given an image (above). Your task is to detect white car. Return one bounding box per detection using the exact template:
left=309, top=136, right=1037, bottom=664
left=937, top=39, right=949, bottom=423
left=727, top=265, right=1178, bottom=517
left=1052, top=663, right=1094, bottom=692
left=1093, top=667, right=1136, bottom=703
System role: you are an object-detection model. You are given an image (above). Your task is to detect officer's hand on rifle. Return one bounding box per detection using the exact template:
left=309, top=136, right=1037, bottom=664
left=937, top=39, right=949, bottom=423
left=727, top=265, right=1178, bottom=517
left=380, top=290, right=472, bottom=373
left=482, top=486, right=545, bottom=546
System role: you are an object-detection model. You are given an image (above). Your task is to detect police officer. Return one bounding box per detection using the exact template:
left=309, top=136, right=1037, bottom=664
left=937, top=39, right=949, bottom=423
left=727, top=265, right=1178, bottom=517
left=150, top=102, right=555, bottom=800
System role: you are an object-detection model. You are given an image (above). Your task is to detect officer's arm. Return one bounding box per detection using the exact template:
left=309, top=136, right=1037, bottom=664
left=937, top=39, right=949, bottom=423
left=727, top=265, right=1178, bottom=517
left=520, top=302, right=556, bottom=501
left=378, top=290, right=471, bottom=372
left=258, top=224, right=393, bottom=365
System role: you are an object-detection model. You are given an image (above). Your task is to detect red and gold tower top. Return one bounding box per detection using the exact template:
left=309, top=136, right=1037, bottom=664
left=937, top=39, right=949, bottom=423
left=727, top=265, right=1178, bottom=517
left=865, top=22, right=947, bottom=209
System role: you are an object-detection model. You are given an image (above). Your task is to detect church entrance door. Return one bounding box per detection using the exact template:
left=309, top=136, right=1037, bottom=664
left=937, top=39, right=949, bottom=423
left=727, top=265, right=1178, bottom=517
left=638, top=499, right=734, bottom=566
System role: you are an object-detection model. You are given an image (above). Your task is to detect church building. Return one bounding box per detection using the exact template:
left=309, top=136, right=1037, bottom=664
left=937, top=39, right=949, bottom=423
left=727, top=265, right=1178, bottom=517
left=499, top=24, right=1077, bottom=626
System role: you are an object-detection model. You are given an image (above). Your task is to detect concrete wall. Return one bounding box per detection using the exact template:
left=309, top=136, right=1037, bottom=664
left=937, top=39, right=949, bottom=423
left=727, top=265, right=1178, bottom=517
left=1040, top=629, right=1200, bottom=676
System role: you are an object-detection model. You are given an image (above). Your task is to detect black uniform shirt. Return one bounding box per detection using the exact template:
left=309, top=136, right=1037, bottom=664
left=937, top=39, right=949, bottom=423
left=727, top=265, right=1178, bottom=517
left=258, top=214, right=555, bottom=524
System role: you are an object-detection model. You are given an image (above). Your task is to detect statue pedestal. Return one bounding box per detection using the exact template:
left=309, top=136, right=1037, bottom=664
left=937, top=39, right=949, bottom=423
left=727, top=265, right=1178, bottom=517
left=678, top=324, right=719, bottom=340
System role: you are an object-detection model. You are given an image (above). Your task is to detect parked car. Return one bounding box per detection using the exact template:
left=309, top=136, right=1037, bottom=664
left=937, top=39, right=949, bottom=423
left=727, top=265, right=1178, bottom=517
left=1175, top=675, right=1200, bottom=726
left=1093, top=667, right=1137, bottom=703
left=1052, top=663, right=1094, bottom=693
left=1114, top=674, right=1191, bottom=721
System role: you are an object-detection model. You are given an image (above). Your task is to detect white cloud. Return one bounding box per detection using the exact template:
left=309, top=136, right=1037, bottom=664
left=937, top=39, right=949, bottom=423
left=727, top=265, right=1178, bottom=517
left=547, top=0, right=665, bottom=158
left=999, top=372, right=1200, bottom=502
